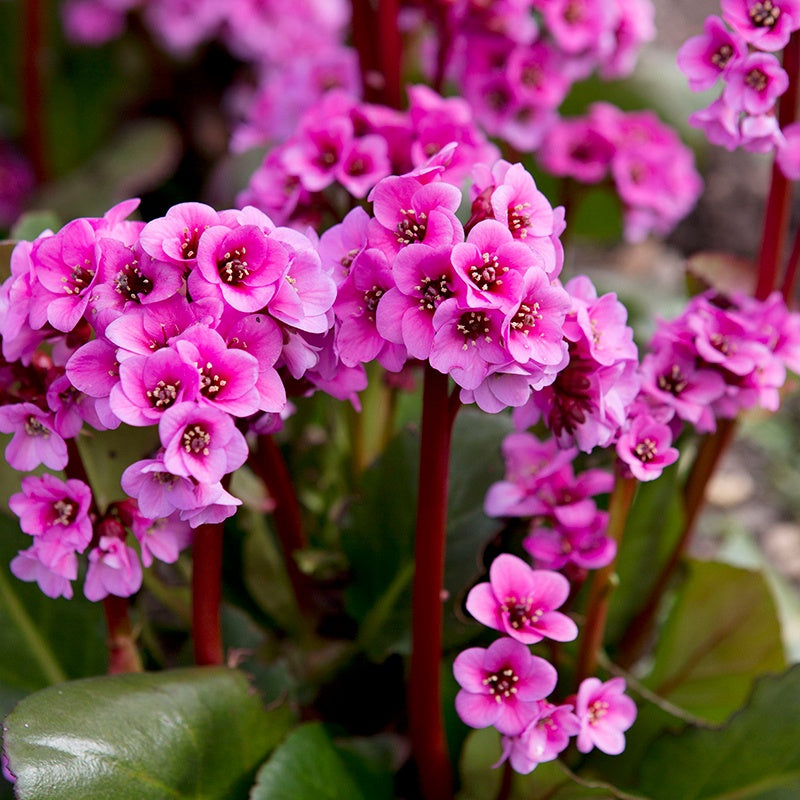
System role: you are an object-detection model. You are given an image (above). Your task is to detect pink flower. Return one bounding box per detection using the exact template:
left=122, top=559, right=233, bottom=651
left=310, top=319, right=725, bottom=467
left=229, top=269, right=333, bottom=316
left=465, top=553, right=578, bottom=644
left=574, top=677, right=637, bottom=755
left=453, top=637, right=557, bottom=735
left=0, top=403, right=68, bottom=471
left=159, top=402, right=249, bottom=484
left=139, top=202, right=221, bottom=268
left=10, top=545, right=77, bottom=600
left=720, top=0, right=800, bottom=51
left=9, top=474, right=93, bottom=552
left=723, top=52, right=788, bottom=115
left=84, top=535, right=143, bottom=601
left=616, top=413, right=679, bottom=481
left=677, top=15, right=747, bottom=91
left=498, top=701, right=580, bottom=774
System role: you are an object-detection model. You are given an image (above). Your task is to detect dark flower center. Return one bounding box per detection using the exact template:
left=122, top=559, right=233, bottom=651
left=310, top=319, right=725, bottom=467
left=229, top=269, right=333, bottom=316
left=508, top=202, right=532, bottom=238
left=115, top=260, right=153, bottom=302
left=218, top=247, right=250, bottom=285
left=147, top=379, right=180, bottom=409
left=634, top=437, right=658, bottom=462
left=52, top=499, right=78, bottom=526
left=657, top=364, right=688, bottom=396
left=416, top=274, right=452, bottom=312
left=457, top=311, right=492, bottom=345
left=25, top=415, right=50, bottom=437
left=483, top=667, right=519, bottom=702
left=509, top=301, right=543, bottom=335
left=198, top=361, right=228, bottom=398
left=66, top=261, right=94, bottom=295
left=745, top=68, right=768, bottom=91
left=182, top=424, right=211, bottom=455
left=363, top=286, right=384, bottom=321
left=395, top=209, right=428, bottom=246
left=469, top=253, right=508, bottom=292
left=711, top=44, right=734, bottom=69
left=750, top=0, right=780, bottom=27
left=180, top=227, right=205, bottom=260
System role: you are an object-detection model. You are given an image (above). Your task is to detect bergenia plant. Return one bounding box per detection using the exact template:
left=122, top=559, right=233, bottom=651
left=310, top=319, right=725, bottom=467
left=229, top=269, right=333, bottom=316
left=1, top=0, right=800, bottom=799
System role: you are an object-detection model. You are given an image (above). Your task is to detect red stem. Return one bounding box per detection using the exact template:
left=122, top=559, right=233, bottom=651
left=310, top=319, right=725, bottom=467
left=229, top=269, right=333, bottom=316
left=351, top=0, right=381, bottom=104
left=574, top=474, right=637, bottom=685
left=65, top=439, right=142, bottom=673
left=251, top=434, right=313, bottom=615
left=377, top=0, right=403, bottom=109
left=755, top=33, right=800, bottom=300
left=408, top=365, right=457, bottom=800
left=192, top=520, right=225, bottom=666
left=22, top=0, right=48, bottom=182
left=781, top=223, right=800, bottom=301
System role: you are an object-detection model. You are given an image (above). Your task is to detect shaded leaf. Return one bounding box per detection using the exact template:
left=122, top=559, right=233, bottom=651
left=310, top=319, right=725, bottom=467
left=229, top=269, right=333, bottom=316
left=605, top=463, right=684, bottom=647
left=639, top=665, right=800, bottom=799
left=250, top=723, right=370, bottom=800
left=643, top=560, right=786, bottom=723
left=10, top=212, right=61, bottom=242
left=0, top=514, right=106, bottom=711
left=4, top=667, right=293, bottom=800
left=686, top=251, right=755, bottom=299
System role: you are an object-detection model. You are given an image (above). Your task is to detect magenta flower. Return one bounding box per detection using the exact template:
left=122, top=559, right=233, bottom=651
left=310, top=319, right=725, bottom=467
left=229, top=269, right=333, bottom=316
left=723, top=52, right=789, bottom=115
left=465, top=553, right=578, bottom=644
left=130, top=511, right=193, bottom=568
left=10, top=545, right=77, bottom=600
left=677, top=15, right=747, bottom=91
left=375, top=245, right=455, bottom=360
left=159, top=402, right=249, bottom=484
left=0, top=403, right=68, bottom=471
left=193, top=223, right=288, bottom=312
left=498, top=701, right=580, bottom=774
left=720, top=0, right=800, bottom=51
left=84, top=535, right=143, bottom=601
left=524, top=516, right=616, bottom=572
left=109, top=347, right=201, bottom=426
left=574, top=677, right=637, bottom=755
left=616, top=413, right=679, bottom=481
left=173, top=325, right=261, bottom=417
left=453, top=637, right=557, bottom=736
left=139, top=202, right=221, bottom=267
left=9, top=474, right=93, bottom=553
left=120, top=455, right=197, bottom=520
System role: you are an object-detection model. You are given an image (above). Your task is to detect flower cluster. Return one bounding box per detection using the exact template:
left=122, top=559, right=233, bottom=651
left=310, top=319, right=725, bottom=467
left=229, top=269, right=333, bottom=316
left=639, top=288, right=800, bottom=432
left=239, top=85, right=499, bottom=226
left=679, top=2, right=800, bottom=171
left=319, top=155, right=573, bottom=413
left=453, top=553, right=636, bottom=773
left=0, top=198, right=338, bottom=600
left=537, top=103, right=704, bottom=242
left=417, top=0, right=655, bottom=151
left=485, top=432, right=616, bottom=573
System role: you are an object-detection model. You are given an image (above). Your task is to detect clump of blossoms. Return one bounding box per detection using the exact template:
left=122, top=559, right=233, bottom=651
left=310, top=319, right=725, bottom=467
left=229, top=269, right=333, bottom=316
left=0, top=197, right=337, bottom=601
left=678, top=1, right=800, bottom=171
left=410, top=0, right=656, bottom=151
left=485, top=432, right=617, bottom=574
left=453, top=553, right=637, bottom=774
left=317, top=152, right=575, bottom=414
left=239, top=85, right=499, bottom=227
left=537, top=103, right=704, bottom=242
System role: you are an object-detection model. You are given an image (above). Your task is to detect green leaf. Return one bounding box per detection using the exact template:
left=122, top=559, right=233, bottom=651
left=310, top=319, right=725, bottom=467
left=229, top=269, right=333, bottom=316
left=605, top=463, right=685, bottom=647
left=457, top=728, right=637, bottom=799
left=639, top=664, right=800, bottom=799
left=10, top=211, right=61, bottom=242
left=643, top=560, right=786, bottom=723
left=4, top=667, right=294, bottom=800
left=0, top=514, right=106, bottom=711
left=250, top=723, right=369, bottom=800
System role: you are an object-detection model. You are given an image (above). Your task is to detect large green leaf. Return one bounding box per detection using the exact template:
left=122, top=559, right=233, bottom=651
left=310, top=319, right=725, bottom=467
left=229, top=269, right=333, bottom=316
left=250, top=722, right=390, bottom=800
left=643, top=560, right=786, bottom=723
left=0, top=514, right=106, bottom=708
left=639, top=665, right=800, bottom=799
left=4, top=667, right=294, bottom=800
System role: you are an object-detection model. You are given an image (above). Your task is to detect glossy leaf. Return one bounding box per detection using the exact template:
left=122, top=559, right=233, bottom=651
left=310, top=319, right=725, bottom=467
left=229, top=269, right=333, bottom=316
left=643, top=560, right=786, bottom=723
left=639, top=665, right=800, bottom=799
left=0, top=514, right=106, bottom=711
left=250, top=722, right=386, bottom=800
left=4, top=667, right=294, bottom=800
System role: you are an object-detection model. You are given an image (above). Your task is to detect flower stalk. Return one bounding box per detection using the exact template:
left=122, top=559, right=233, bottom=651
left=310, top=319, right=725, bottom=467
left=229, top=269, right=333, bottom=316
left=575, top=473, right=637, bottom=685
left=409, top=364, right=458, bottom=800
left=192, top=519, right=225, bottom=666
